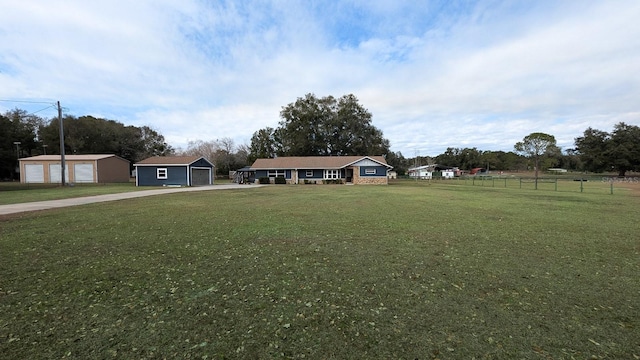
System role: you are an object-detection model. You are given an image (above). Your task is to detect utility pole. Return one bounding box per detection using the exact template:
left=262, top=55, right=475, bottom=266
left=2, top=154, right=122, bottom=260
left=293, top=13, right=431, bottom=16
left=13, top=141, right=21, bottom=158
left=58, top=101, right=66, bottom=185
left=13, top=141, right=21, bottom=178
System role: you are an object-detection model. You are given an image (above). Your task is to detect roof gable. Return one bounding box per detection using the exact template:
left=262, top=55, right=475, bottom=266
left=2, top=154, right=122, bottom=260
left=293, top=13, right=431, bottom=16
left=134, top=156, right=213, bottom=167
left=345, top=156, right=393, bottom=168
left=19, top=154, right=128, bottom=162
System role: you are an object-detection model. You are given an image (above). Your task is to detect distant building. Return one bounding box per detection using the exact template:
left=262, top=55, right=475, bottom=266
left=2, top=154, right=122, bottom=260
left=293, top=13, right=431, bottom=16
left=469, top=167, right=488, bottom=175
left=19, top=154, right=130, bottom=184
left=548, top=168, right=568, bottom=173
left=408, top=165, right=434, bottom=179
left=408, top=164, right=459, bottom=179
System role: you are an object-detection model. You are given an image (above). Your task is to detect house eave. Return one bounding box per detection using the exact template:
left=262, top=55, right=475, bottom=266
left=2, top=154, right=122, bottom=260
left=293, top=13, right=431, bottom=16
left=134, top=157, right=214, bottom=168
left=344, top=156, right=393, bottom=169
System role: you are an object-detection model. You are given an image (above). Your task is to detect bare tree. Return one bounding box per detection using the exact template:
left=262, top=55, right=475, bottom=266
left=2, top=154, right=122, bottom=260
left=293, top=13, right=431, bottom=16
left=216, top=137, right=235, bottom=175
left=181, top=140, right=220, bottom=164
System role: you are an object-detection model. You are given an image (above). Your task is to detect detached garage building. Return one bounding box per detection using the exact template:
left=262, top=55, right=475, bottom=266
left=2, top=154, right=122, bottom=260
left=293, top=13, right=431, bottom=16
left=134, top=156, right=214, bottom=186
left=19, top=155, right=130, bottom=184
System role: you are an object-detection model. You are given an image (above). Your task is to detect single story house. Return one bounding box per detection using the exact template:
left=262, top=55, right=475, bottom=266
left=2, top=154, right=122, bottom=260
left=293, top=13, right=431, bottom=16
left=19, top=154, right=130, bottom=184
left=250, top=156, right=392, bottom=185
left=134, top=156, right=214, bottom=186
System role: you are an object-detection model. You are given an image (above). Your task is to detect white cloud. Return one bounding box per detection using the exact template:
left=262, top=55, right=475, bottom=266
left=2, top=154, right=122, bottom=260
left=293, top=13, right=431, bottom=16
left=1, top=0, right=639, bottom=157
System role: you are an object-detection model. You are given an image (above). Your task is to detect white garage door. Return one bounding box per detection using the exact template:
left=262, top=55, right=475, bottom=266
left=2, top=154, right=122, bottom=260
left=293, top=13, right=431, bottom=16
left=49, top=164, right=69, bottom=183
left=24, top=164, right=45, bottom=183
left=74, top=164, right=94, bottom=183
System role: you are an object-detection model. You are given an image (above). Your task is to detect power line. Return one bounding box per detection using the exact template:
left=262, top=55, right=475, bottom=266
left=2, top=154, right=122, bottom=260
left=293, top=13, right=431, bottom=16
left=31, top=104, right=57, bottom=114
left=0, top=99, right=62, bottom=118
left=0, top=99, right=56, bottom=105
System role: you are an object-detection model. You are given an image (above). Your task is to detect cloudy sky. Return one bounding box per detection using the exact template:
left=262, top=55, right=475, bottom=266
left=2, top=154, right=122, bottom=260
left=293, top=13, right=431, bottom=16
left=1, top=0, right=639, bottom=156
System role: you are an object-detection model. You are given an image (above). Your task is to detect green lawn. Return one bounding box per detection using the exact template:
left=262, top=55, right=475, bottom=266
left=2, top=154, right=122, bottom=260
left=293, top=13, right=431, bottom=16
left=1, top=183, right=638, bottom=359
left=405, top=174, right=629, bottom=195
left=0, top=180, right=234, bottom=205
left=0, top=182, right=144, bottom=205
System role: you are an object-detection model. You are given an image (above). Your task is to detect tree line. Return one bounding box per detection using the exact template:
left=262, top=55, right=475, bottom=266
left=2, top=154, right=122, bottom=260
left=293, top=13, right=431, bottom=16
left=245, top=93, right=639, bottom=177
left=1, top=108, right=252, bottom=180
left=0, top=109, right=173, bottom=180
left=2, top=95, right=638, bottom=180
left=575, top=122, right=640, bottom=177
left=394, top=124, right=639, bottom=177
left=178, top=138, right=249, bottom=177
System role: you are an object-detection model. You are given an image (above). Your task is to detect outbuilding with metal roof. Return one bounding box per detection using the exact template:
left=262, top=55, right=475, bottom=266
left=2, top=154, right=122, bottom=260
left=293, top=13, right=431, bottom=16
left=19, top=154, right=130, bottom=184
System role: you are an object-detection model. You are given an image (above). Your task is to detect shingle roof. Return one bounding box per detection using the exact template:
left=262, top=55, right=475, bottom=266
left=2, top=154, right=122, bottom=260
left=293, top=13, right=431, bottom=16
left=251, top=156, right=390, bottom=169
left=134, top=156, right=206, bottom=166
left=19, top=154, right=126, bottom=161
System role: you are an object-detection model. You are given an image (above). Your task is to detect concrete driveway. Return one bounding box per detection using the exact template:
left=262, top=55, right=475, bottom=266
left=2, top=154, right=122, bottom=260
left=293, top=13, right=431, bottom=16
left=0, top=184, right=262, bottom=216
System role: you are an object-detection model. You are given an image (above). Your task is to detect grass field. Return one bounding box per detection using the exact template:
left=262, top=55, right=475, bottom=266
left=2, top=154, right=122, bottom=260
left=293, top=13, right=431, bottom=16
left=1, top=182, right=639, bottom=359
left=407, top=173, right=638, bottom=196
left=0, top=182, right=145, bottom=205
left=0, top=180, right=236, bottom=206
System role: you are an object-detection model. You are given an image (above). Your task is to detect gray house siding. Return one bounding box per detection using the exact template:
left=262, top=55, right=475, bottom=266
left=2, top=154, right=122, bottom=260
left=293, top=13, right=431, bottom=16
left=137, top=166, right=188, bottom=186
left=298, top=169, right=323, bottom=179
left=255, top=170, right=292, bottom=179
left=359, top=166, right=387, bottom=177
left=134, top=156, right=214, bottom=186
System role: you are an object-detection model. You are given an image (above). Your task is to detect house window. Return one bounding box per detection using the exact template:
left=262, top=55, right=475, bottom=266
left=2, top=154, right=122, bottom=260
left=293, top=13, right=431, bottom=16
left=305, top=170, right=314, bottom=177
left=268, top=170, right=285, bottom=178
left=365, top=168, right=377, bottom=175
left=324, top=169, right=340, bottom=179
left=157, top=168, right=168, bottom=179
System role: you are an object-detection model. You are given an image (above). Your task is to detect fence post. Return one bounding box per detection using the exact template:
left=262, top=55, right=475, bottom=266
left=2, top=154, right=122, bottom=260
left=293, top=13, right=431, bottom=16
left=580, top=178, right=584, bottom=193
left=610, top=181, right=613, bottom=195
left=504, top=178, right=507, bottom=188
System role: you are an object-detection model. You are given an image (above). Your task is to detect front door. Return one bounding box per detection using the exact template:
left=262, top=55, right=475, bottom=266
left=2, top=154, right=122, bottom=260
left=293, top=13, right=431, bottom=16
left=346, top=168, right=353, bottom=183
